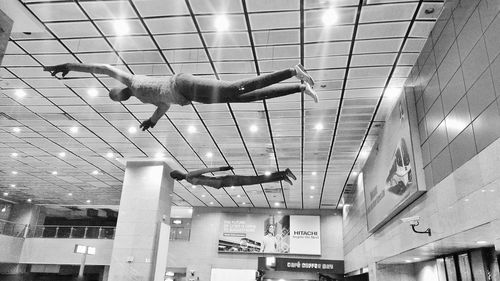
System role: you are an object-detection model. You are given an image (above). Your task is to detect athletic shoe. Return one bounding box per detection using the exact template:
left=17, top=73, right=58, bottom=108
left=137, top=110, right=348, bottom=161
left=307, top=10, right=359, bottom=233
left=285, top=168, right=297, bottom=180
left=283, top=176, right=293, bottom=185
left=294, top=64, right=315, bottom=87
left=303, top=83, right=319, bottom=103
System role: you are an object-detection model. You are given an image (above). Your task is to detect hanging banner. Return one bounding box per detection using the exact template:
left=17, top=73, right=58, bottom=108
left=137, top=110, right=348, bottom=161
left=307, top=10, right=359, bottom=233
left=258, top=257, right=344, bottom=275
left=218, top=214, right=321, bottom=255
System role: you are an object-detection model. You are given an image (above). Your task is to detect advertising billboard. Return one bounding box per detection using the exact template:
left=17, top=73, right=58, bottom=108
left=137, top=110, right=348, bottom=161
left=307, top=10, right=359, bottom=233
left=362, top=88, right=426, bottom=231
left=218, top=214, right=321, bottom=255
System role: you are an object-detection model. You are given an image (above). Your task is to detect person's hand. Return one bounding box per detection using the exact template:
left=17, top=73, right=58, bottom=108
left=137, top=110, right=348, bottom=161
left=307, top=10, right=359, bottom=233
left=43, top=64, right=70, bottom=78
left=140, top=118, right=156, bottom=131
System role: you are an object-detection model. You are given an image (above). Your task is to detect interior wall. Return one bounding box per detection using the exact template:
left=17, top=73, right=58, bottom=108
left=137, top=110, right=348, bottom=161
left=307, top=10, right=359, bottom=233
left=167, top=207, right=343, bottom=281
left=343, top=0, right=500, bottom=276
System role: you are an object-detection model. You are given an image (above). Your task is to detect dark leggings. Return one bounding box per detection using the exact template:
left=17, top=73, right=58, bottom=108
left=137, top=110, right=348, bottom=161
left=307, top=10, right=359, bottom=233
left=173, top=69, right=303, bottom=103
left=190, top=171, right=288, bottom=189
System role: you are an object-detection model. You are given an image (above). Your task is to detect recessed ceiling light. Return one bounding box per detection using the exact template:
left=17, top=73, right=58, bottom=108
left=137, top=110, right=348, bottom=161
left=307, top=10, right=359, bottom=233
left=274, top=202, right=280, bottom=207
left=86, top=199, right=91, bottom=203
left=192, top=185, right=197, bottom=189
left=310, top=186, right=315, bottom=190
left=214, top=15, right=229, bottom=32
left=106, top=152, right=114, bottom=158
left=405, top=260, right=412, bottom=263
left=314, top=123, right=324, bottom=131
left=70, top=126, right=79, bottom=134
left=27, top=199, right=32, bottom=203
left=385, top=87, right=402, bottom=99
left=413, top=257, right=421, bottom=261
left=58, top=152, right=66, bottom=158
left=264, top=171, right=271, bottom=176
left=237, top=194, right=241, bottom=198
left=128, top=127, right=137, bottom=134
left=87, top=88, right=98, bottom=97
left=476, top=240, right=488, bottom=244
left=322, top=8, right=338, bottom=26
left=230, top=186, right=235, bottom=189
left=12, top=127, right=21, bottom=133
left=352, top=171, right=358, bottom=176
left=91, top=170, right=99, bottom=175
left=11, top=152, right=18, bottom=157
left=464, top=198, right=469, bottom=202
left=52, top=171, right=58, bottom=175
left=205, top=152, right=213, bottom=158
left=10, top=184, right=15, bottom=188
left=187, top=125, right=197, bottom=134
left=201, top=194, right=206, bottom=198
left=311, top=171, right=317, bottom=176
left=242, top=202, right=246, bottom=205
left=360, top=150, right=370, bottom=158
left=310, top=195, right=314, bottom=199
left=11, top=171, right=18, bottom=175
left=68, top=193, right=73, bottom=196
left=15, top=89, right=26, bottom=98
left=249, top=124, right=258, bottom=133
left=113, top=19, right=129, bottom=36
left=3, top=192, right=8, bottom=196
left=1, top=207, right=6, bottom=212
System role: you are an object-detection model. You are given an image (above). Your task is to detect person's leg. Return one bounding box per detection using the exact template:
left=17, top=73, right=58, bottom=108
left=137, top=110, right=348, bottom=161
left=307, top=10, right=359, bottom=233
left=173, top=67, right=312, bottom=104
left=232, top=83, right=318, bottom=103
left=218, top=172, right=294, bottom=187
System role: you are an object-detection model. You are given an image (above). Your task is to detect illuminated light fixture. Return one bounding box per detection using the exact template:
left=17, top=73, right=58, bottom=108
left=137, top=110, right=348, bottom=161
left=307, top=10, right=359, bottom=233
left=249, top=124, right=258, bottom=133
left=68, top=193, right=73, bottom=196
left=311, top=171, right=317, bottom=176
left=192, top=185, right=197, bottom=189
left=476, top=241, right=488, bottom=245
left=87, top=88, right=98, bottom=97
left=264, top=171, right=271, bottom=176
left=360, top=150, right=370, bottom=158
left=201, top=194, right=206, bottom=198
left=86, top=199, right=91, bottom=203
left=70, top=126, right=79, bottom=134
left=113, top=19, right=129, bottom=36
left=155, top=152, right=165, bottom=158
left=310, top=195, right=314, bottom=199
left=1, top=207, right=6, bottom=212
left=58, top=152, right=66, bottom=158
left=205, top=152, right=213, bottom=158
left=15, top=89, right=26, bottom=98
left=10, top=184, right=15, bottom=188
left=106, top=152, right=114, bottom=158
left=128, top=126, right=137, bottom=134
left=481, top=189, right=486, bottom=192
left=187, top=125, right=197, bottom=134
left=173, top=219, right=182, bottom=225
left=322, top=8, right=338, bottom=26
left=214, top=15, right=229, bottom=32
left=310, top=185, right=315, bottom=190
left=209, top=201, right=214, bottom=205
left=274, top=202, right=280, bottom=207
left=230, top=186, right=235, bottom=189
left=3, top=192, right=8, bottom=196
left=385, top=87, right=402, bottom=99
left=405, top=260, right=412, bottom=263
left=166, top=272, right=175, bottom=277
left=91, top=170, right=99, bottom=175
left=314, top=123, right=324, bottom=131
left=464, top=198, right=469, bottom=202
left=242, top=202, right=246, bottom=205
left=11, top=171, right=18, bottom=175
left=27, top=199, right=32, bottom=203
left=413, top=258, right=421, bottom=261
left=11, top=152, right=18, bottom=157
left=352, top=171, right=358, bottom=176
left=52, top=171, right=58, bottom=175
left=236, top=194, right=241, bottom=198
left=74, top=244, right=96, bottom=255
left=12, top=127, right=21, bottom=133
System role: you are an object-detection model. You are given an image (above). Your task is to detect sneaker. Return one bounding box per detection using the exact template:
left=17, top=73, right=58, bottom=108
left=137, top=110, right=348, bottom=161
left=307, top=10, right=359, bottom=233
left=303, top=83, right=319, bottom=103
left=294, top=64, right=315, bottom=87
left=285, top=168, right=297, bottom=180
left=283, top=176, right=293, bottom=185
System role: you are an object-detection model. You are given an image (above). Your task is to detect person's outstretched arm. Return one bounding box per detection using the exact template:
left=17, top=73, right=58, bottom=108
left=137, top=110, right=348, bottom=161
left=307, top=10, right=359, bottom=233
left=187, top=166, right=233, bottom=177
left=140, top=103, right=170, bottom=131
left=44, top=63, right=133, bottom=86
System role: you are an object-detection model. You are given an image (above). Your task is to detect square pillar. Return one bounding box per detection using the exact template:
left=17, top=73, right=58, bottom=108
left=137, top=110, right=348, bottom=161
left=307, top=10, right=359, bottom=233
left=107, top=159, right=176, bottom=281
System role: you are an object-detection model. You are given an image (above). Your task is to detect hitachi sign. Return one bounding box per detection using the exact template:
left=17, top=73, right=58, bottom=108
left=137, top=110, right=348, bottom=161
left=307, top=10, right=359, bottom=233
left=293, top=231, right=318, bottom=235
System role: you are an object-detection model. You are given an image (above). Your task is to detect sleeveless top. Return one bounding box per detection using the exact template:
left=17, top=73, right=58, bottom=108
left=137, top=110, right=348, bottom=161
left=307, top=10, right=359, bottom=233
left=129, top=74, right=191, bottom=106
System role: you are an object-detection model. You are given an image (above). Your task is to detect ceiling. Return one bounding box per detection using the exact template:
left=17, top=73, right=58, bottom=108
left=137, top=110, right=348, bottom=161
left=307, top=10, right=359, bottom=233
left=0, top=0, right=442, bottom=209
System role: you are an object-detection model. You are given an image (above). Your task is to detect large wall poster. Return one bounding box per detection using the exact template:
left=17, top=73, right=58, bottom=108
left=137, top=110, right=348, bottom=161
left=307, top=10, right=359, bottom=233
left=218, top=214, right=321, bottom=255
left=362, top=89, right=426, bottom=232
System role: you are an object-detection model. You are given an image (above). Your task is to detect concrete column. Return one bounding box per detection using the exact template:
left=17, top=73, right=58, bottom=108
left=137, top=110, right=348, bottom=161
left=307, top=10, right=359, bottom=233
left=107, top=159, right=175, bottom=281
left=0, top=8, right=13, bottom=65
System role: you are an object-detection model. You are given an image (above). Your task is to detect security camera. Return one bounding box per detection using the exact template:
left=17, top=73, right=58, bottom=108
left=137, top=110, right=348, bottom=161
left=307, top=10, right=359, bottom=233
left=400, top=216, right=420, bottom=224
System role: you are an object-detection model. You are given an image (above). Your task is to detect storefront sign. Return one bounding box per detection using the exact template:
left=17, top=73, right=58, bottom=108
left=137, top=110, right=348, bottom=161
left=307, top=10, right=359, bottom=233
left=258, top=257, right=344, bottom=275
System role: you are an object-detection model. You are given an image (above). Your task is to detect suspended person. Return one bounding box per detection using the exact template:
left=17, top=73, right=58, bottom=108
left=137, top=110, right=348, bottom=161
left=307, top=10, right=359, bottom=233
left=169, top=166, right=296, bottom=190
left=43, top=63, right=318, bottom=131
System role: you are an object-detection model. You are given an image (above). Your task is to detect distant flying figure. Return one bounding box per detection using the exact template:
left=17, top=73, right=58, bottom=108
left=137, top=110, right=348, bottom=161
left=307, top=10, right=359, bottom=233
left=169, top=166, right=297, bottom=189
left=44, top=63, right=317, bottom=131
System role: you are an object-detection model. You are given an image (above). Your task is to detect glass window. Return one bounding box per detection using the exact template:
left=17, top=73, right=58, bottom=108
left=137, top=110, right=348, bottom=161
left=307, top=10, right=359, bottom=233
left=458, top=253, right=473, bottom=281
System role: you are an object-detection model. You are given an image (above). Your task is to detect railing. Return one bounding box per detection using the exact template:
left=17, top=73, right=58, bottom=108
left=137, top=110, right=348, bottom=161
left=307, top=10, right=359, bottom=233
left=29, top=225, right=116, bottom=239
left=0, top=219, right=27, bottom=238
left=169, top=226, right=191, bottom=241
